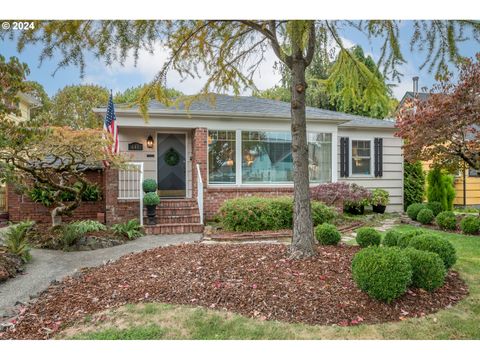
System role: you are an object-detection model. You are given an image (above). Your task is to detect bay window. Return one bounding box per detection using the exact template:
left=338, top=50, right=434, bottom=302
left=208, top=129, right=333, bottom=185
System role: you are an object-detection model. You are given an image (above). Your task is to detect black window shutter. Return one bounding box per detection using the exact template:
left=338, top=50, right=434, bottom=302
left=340, top=137, right=349, bottom=178
left=340, top=138, right=345, bottom=177
left=374, top=138, right=383, bottom=177
left=345, top=138, right=349, bottom=177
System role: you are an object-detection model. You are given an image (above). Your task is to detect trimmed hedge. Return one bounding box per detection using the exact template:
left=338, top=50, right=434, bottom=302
left=397, top=229, right=426, bottom=248
left=351, top=247, right=412, bottom=303
left=402, top=248, right=446, bottom=291
left=408, top=234, right=457, bottom=270
left=356, top=227, right=382, bottom=248
left=219, top=197, right=336, bottom=232
left=315, top=223, right=341, bottom=245
left=382, top=229, right=401, bottom=247
left=427, top=201, right=443, bottom=216
left=406, top=203, right=426, bottom=221
left=436, top=211, right=457, bottom=231
left=460, top=215, right=480, bottom=235
left=417, top=208, right=435, bottom=224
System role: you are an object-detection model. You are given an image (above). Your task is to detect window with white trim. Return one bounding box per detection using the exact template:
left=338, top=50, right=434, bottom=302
left=208, top=130, right=236, bottom=184
left=351, top=140, right=372, bottom=175
left=207, top=130, right=333, bottom=185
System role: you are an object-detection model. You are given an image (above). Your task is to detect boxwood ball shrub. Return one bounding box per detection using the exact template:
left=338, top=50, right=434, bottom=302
left=356, top=227, right=382, bottom=248
left=427, top=201, right=444, bottom=216
left=436, top=211, right=457, bottom=231
left=406, top=203, right=426, bottom=220
left=143, top=192, right=160, bottom=206
left=402, top=248, right=446, bottom=291
left=460, top=215, right=480, bottom=235
left=397, top=229, right=426, bottom=248
left=408, top=234, right=457, bottom=269
left=382, top=229, right=401, bottom=247
left=315, top=223, right=341, bottom=245
left=351, top=247, right=412, bottom=303
left=417, top=208, right=435, bottom=225
left=142, top=179, right=158, bottom=193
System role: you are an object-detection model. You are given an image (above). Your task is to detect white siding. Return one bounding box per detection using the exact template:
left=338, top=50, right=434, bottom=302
left=338, top=128, right=404, bottom=212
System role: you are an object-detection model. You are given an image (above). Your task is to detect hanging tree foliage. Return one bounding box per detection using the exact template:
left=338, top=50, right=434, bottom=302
left=3, top=20, right=480, bottom=257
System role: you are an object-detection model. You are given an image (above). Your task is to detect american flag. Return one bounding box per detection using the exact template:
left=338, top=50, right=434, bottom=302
left=104, top=93, right=119, bottom=155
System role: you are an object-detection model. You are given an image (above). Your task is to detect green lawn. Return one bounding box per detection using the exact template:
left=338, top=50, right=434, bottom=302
left=59, top=225, right=480, bottom=340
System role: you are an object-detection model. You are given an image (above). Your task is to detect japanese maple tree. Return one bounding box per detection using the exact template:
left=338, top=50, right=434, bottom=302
left=396, top=53, right=480, bottom=171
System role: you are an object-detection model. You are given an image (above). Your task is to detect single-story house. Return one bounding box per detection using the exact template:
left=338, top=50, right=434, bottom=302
left=7, top=94, right=403, bottom=234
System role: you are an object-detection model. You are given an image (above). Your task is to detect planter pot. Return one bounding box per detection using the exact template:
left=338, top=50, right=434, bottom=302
left=372, top=204, right=387, bottom=214
left=146, top=205, right=157, bottom=225
left=344, top=205, right=365, bottom=215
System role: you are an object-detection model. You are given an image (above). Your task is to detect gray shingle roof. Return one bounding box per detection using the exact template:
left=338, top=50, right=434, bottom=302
left=111, top=94, right=395, bottom=129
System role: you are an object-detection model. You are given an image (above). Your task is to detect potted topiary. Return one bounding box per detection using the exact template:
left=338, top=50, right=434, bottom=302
left=142, top=179, right=158, bottom=193
left=371, top=188, right=389, bottom=214
left=144, top=192, right=160, bottom=225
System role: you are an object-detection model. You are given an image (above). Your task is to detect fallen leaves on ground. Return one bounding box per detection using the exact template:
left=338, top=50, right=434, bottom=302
left=3, top=243, right=468, bottom=339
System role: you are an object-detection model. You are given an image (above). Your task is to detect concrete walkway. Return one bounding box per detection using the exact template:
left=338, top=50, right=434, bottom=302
left=0, top=233, right=200, bottom=316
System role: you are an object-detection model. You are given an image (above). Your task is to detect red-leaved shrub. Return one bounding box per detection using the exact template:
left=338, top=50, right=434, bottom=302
left=310, top=182, right=372, bottom=208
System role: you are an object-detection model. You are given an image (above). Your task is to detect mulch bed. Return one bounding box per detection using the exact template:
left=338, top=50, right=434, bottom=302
left=205, top=222, right=365, bottom=242
left=1, top=243, right=468, bottom=339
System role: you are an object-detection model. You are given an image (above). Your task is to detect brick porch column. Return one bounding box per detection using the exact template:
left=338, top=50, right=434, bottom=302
left=104, top=167, right=119, bottom=225
left=192, top=127, right=208, bottom=198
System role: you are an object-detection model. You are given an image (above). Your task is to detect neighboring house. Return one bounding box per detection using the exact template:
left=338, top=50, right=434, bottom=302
left=399, top=78, right=480, bottom=207
left=8, top=94, right=403, bottom=233
left=0, top=92, right=40, bottom=217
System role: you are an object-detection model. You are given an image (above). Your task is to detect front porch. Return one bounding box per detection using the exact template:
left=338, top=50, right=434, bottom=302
left=106, top=127, right=208, bottom=234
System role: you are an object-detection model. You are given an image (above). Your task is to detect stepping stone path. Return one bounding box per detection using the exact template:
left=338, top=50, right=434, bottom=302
left=341, top=217, right=400, bottom=243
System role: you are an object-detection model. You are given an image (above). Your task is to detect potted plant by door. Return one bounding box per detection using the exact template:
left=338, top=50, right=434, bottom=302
left=371, top=188, right=389, bottom=214
left=144, top=192, right=160, bottom=225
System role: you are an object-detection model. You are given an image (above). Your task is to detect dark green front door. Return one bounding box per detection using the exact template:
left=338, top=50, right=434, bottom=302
left=157, top=133, right=186, bottom=198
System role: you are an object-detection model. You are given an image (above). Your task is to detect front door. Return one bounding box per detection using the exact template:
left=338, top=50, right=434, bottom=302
left=157, top=133, right=186, bottom=198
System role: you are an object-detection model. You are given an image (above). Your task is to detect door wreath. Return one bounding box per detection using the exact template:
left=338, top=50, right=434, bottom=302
left=164, top=148, right=180, bottom=166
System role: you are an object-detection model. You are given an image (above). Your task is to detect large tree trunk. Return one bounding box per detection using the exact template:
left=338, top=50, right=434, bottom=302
left=289, top=58, right=315, bottom=258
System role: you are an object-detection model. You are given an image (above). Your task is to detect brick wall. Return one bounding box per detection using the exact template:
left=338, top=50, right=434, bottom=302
left=7, top=170, right=106, bottom=224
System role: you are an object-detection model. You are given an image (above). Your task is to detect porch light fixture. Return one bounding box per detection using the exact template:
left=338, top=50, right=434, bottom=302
left=146, top=135, right=154, bottom=148
left=226, top=159, right=234, bottom=167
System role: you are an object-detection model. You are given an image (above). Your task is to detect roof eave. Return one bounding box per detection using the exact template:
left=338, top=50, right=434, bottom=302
left=94, top=107, right=349, bottom=124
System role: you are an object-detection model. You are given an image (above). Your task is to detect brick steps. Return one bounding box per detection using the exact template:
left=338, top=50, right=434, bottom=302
left=144, top=198, right=203, bottom=234
left=144, top=223, right=204, bottom=235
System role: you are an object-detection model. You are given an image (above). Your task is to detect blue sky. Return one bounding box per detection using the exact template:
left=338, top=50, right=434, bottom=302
left=1, top=20, right=479, bottom=100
